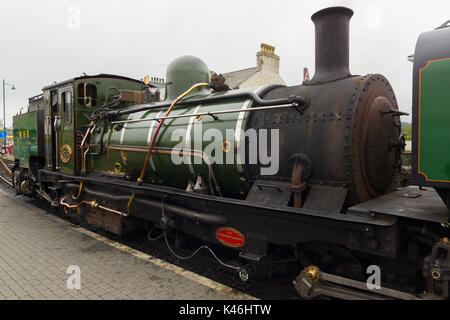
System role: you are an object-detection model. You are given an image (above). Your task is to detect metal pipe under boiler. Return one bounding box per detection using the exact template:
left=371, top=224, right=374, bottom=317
left=63, top=183, right=227, bottom=225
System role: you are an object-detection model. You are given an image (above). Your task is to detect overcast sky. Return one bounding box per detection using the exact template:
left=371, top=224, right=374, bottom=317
left=0, top=0, right=448, bottom=126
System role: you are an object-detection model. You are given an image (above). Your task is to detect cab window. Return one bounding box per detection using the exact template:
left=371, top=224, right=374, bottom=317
left=62, top=91, right=72, bottom=124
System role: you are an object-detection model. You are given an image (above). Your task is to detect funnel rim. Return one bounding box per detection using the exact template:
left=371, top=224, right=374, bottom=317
left=311, top=6, right=354, bottom=22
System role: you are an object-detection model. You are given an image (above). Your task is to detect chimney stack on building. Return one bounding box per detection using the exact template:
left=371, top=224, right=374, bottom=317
left=257, top=43, right=280, bottom=74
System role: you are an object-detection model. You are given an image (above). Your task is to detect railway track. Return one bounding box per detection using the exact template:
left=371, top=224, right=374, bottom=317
left=0, top=157, right=13, bottom=188
left=0, top=157, right=299, bottom=300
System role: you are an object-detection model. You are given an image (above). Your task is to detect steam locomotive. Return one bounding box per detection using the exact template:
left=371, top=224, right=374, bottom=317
left=11, top=7, right=450, bottom=300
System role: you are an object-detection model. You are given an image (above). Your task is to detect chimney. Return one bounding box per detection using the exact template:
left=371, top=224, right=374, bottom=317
left=310, top=6, right=354, bottom=84
left=257, top=43, right=280, bottom=73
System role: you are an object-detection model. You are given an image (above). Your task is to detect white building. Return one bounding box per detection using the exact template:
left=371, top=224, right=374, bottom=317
left=222, top=43, right=286, bottom=89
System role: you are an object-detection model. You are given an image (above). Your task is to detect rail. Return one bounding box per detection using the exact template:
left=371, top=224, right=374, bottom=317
left=0, top=158, right=13, bottom=177
left=0, top=158, right=13, bottom=187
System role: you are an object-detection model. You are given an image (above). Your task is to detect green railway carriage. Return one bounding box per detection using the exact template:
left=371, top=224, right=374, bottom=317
left=13, top=109, right=45, bottom=168
left=412, top=22, right=450, bottom=209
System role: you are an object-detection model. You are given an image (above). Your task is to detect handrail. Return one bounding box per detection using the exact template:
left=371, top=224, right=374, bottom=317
left=105, top=86, right=308, bottom=119
left=111, top=103, right=300, bottom=126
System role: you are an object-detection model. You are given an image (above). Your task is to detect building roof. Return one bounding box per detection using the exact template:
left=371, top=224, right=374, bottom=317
left=222, top=67, right=258, bottom=89
left=149, top=81, right=165, bottom=89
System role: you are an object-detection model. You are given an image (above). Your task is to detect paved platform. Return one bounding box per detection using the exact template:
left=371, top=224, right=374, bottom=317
left=0, top=189, right=252, bottom=300
left=0, top=155, right=14, bottom=162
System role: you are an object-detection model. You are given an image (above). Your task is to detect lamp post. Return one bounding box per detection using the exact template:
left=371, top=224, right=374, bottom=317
left=2, top=79, right=16, bottom=154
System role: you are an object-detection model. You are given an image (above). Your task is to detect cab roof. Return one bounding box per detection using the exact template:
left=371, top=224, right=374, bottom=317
left=42, top=73, right=150, bottom=90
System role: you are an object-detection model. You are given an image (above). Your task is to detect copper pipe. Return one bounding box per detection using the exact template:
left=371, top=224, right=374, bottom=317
left=60, top=195, right=131, bottom=217
left=291, top=162, right=306, bottom=208
left=60, top=196, right=93, bottom=209
left=104, top=125, right=112, bottom=149
left=81, top=122, right=94, bottom=147
left=137, top=82, right=210, bottom=184
left=97, top=204, right=129, bottom=217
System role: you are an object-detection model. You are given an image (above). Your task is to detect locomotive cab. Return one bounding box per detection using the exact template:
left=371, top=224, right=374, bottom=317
left=41, top=75, right=149, bottom=174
